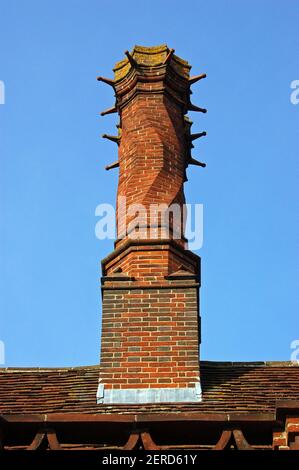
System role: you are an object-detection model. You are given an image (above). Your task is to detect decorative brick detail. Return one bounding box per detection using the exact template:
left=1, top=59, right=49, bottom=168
left=116, top=93, right=187, bottom=245
left=102, top=239, right=200, bottom=285
left=273, top=416, right=299, bottom=450
left=98, top=45, right=206, bottom=402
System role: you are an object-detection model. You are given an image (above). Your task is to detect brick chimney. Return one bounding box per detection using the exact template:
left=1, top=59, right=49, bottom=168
left=97, top=45, right=206, bottom=404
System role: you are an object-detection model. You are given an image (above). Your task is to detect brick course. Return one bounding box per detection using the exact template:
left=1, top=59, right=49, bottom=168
left=100, top=286, right=200, bottom=389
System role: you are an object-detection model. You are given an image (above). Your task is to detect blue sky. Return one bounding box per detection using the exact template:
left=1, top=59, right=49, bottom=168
left=0, top=0, right=298, bottom=366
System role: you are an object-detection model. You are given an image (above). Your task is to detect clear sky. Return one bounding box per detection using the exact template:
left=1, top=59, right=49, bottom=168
left=0, top=0, right=298, bottom=367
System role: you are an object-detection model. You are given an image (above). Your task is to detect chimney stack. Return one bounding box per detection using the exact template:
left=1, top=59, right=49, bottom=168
left=97, top=45, right=206, bottom=404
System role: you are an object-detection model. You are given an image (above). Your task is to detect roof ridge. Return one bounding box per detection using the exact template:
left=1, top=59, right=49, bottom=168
left=0, top=365, right=100, bottom=373
left=201, top=360, right=299, bottom=367
left=1, top=361, right=298, bottom=373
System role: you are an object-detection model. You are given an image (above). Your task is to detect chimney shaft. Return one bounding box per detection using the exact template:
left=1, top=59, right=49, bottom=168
left=98, top=45, right=205, bottom=404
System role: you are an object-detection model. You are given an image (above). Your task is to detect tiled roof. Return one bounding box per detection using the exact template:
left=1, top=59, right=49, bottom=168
left=0, top=361, right=298, bottom=415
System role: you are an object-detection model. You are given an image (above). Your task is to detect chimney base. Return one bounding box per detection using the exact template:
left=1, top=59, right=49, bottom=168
left=96, top=383, right=202, bottom=405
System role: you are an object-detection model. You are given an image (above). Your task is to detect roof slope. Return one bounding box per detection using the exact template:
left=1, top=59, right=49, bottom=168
left=0, top=361, right=298, bottom=415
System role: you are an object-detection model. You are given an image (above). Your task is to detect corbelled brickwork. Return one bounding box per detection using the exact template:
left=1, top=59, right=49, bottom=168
left=98, top=45, right=206, bottom=403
